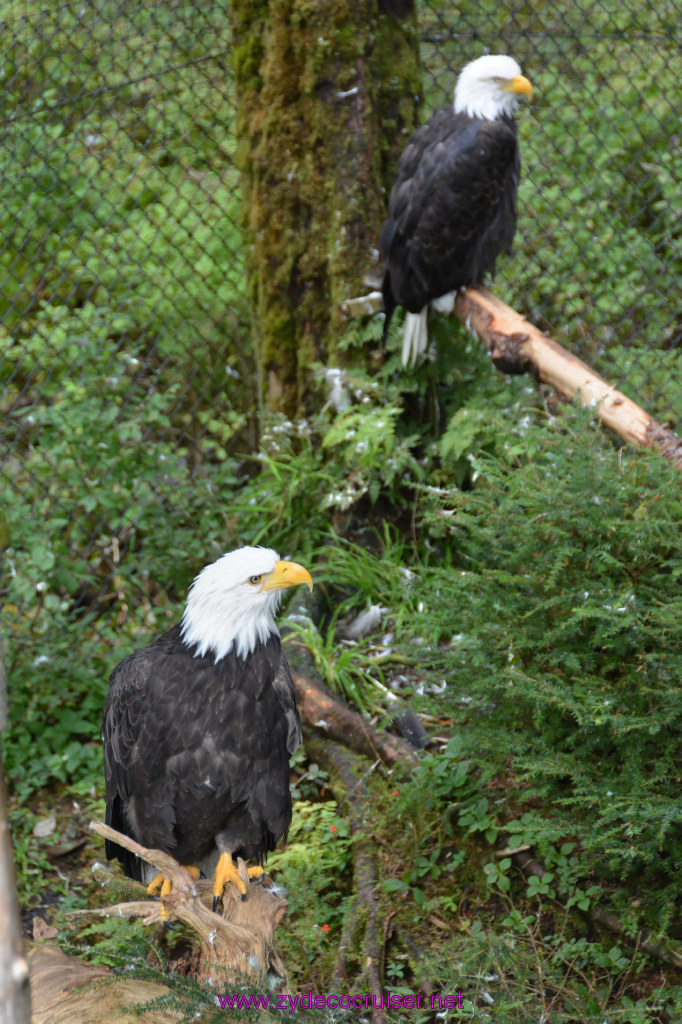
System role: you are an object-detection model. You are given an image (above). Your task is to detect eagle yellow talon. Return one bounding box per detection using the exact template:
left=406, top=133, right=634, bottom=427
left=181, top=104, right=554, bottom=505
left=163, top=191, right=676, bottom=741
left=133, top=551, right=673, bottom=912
left=212, top=851, right=251, bottom=911
left=147, top=873, right=164, bottom=897
left=146, top=866, right=201, bottom=917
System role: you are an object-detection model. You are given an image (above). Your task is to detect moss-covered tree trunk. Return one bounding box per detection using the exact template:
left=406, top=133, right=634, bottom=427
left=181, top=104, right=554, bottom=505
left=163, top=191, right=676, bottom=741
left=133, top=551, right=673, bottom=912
left=231, top=0, right=420, bottom=418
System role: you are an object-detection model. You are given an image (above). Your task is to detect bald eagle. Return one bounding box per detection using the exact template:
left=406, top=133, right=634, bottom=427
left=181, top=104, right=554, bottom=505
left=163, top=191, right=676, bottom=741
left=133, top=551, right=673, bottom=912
left=380, top=54, right=533, bottom=366
left=101, top=547, right=312, bottom=911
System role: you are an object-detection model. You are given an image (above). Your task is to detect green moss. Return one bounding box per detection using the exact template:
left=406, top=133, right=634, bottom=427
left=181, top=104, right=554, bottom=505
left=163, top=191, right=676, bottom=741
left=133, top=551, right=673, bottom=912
left=230, top=0, right=420, bottom=417
left=371, top=8, right=422, bottom=184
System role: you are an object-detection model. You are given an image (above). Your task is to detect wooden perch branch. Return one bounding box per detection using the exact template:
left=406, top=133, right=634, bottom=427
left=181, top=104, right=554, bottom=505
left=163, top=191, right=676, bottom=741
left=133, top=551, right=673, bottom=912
left=455, top=287, right=682, bottom=468
left=342, top=286, right=682, bottom=469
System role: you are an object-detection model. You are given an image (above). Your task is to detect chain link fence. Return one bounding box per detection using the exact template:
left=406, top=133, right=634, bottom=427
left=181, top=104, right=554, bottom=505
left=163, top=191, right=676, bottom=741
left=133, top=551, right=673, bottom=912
left=1, top=1, right=253, bottom=619
left=1, top=0, right=680, bottom=622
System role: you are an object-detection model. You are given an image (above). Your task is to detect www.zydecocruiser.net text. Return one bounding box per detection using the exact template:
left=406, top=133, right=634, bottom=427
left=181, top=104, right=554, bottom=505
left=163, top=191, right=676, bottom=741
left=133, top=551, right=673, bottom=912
left=216, top=990, right=466, bottom=1012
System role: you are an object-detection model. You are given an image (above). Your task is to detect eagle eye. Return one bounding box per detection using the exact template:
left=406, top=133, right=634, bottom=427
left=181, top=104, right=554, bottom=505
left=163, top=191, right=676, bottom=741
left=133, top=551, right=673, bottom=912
left=248, top=575, right=263, bottom=585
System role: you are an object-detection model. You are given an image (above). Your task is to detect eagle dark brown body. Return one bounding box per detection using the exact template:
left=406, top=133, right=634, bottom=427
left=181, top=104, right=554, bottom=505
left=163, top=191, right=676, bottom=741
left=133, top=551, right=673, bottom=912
left=101, top=625, right=301, bottom=882
left=381, top=107, right=520, bottom=335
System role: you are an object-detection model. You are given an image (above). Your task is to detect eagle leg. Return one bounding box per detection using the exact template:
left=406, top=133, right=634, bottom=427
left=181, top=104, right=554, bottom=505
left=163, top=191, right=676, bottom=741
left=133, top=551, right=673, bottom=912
left=213, top=851, right=261, bottom=910
left=147, top=866, right=201, bottom=920
left=147, top=873, right=164, bottom=897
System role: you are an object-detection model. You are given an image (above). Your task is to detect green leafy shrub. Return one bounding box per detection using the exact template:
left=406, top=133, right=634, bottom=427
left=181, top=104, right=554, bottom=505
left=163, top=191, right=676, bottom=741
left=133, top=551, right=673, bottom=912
left=268, top=801, right=353, bottom=989
left=411, top=411, right=682, bottom=925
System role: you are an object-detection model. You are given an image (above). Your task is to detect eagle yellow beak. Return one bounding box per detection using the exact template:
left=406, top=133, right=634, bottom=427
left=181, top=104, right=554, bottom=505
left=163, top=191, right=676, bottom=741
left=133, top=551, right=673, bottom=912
left=261, top=560, right=313, bottom=593
left=506, top=74, right=533, bottom=100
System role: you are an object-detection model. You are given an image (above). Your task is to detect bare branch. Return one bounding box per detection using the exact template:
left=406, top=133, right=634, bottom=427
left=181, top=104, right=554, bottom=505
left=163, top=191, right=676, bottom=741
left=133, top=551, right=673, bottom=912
left=292, top=668, right=420, bottom=771
left=340, top=291, right=384, bottom=318
left=454, top=287, right=682, bottom=468
left=340, top=285, right=682, bottom=469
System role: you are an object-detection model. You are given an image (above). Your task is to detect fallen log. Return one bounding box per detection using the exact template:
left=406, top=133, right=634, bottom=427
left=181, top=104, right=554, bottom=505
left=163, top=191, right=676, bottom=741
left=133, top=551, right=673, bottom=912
left=28, top=945, right=178, bottom=1024
left=281, top=612, right=421, bottom=770
left=304, top=735, right=386, bottom=1024
left=291, top=662, right=420, bottom=771
left=341, top=286, right=682, bottom=469
left=511, top=846, right=682, bottom=971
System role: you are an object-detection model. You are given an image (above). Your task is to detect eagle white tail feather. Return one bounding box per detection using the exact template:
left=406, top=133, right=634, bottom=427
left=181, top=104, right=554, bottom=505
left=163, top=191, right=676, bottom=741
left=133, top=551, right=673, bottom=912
left=402, top=309, right=428, bottom=367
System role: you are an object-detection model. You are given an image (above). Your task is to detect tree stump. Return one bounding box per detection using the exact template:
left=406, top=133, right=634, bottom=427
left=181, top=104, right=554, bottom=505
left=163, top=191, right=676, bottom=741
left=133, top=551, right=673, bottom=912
left=76, top=823, right=289, bottom=989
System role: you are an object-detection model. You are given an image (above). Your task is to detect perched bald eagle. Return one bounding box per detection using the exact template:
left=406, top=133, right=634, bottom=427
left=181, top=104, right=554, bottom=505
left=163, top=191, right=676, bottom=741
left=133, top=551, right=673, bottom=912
left=380, top=54, right=533, bottom=366
left=101, top=547, right=312, bottom=910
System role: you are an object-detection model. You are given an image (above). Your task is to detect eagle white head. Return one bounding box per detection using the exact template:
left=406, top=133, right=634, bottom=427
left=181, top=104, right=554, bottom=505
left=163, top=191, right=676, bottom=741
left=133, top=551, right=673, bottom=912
left=180, top=546, right=313, bottom=662
left=454, top=54, right=533, bottom=121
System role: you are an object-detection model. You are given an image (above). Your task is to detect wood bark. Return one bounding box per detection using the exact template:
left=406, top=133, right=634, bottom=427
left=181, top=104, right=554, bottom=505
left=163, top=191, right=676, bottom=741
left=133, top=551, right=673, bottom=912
left=341, top=286, right=682, bottom=468
left=230, top=0, right=420, bottom=417
left=27, top=946, right=177, bottom=1024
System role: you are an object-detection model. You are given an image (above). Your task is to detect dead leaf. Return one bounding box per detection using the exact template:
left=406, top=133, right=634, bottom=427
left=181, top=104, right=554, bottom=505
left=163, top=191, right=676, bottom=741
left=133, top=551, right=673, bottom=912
left=33, top=815, right=56, bottom=838
left=33, top=917, right=59, bottom=942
